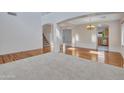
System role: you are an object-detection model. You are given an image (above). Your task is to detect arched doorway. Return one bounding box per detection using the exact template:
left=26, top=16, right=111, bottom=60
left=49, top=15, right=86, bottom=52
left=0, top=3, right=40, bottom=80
left=42, top=24, right=53, bottom=51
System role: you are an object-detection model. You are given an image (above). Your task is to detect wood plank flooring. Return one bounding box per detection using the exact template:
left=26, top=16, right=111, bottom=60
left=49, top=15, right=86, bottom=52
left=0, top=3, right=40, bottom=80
left=0, top=47, right=50, bottom=64
left=61, top=46, right=124, bottom=68
left=0, top=46, right=123, bottom=68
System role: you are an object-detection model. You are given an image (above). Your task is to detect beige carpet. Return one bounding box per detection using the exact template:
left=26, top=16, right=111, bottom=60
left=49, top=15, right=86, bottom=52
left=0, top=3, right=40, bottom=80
left=0, top=52, right=124, bottom=80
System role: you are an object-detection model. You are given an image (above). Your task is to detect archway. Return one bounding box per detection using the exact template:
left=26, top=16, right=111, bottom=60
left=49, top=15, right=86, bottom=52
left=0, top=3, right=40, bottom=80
left=42, top=24, right=54, bottom=51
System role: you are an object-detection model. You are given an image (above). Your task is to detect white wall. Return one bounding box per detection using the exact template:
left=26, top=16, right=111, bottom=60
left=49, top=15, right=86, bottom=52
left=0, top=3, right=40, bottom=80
left=108, top=20, right=121, bottom=52
left=0, top=12, right=42, bottom=55
left=72, top=25, right=97, bottom=49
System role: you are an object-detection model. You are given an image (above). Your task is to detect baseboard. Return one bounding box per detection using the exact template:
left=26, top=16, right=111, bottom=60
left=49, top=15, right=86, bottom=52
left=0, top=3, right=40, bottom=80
left=0, top=47, right=43, bottom=56
left=109, top=47, right=121, bottom=53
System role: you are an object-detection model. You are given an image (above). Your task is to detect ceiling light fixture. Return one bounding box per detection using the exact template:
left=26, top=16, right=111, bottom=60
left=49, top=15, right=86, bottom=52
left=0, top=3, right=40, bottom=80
left=86, top=16, right=96, bottom=31
left=86, top=24, right=96, bottom=30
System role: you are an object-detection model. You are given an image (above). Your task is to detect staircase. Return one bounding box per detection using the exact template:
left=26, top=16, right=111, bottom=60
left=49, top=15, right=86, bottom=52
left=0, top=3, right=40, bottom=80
left=43, top=33, right=50, bottom=47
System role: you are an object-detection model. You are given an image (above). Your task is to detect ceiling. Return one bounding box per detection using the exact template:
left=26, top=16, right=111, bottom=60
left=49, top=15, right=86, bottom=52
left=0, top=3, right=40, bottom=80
left=59, top=13, right=124, bottom=27
left=41, top=12, right=51, bottom=16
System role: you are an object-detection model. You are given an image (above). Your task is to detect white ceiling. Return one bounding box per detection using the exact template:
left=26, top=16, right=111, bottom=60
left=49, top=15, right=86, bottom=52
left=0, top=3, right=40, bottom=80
left=41, top=12, right=51, bottom=16
left=59, top=13, right=124, bottom=26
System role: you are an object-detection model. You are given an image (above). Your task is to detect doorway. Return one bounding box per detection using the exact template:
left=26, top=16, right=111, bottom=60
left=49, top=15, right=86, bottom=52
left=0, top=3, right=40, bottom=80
left=62, top=29, right=72, bottom=46
left=97, top=26, right=109, bottom=51
left=42, top=24, right=53, bottom=51
left=60, top=29, right=72, bottom=52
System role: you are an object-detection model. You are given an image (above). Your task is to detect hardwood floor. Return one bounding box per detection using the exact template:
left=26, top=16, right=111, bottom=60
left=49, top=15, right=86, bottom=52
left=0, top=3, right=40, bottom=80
left=0, top=46, right=123, bottom=68
left=0, top=47, right=50, bottom=64
left=61, top=46, right=124, bottom=68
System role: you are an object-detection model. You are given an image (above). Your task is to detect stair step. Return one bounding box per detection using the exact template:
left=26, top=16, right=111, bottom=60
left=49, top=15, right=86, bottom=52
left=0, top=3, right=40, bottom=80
left=43, top=33, right=50, bottom=47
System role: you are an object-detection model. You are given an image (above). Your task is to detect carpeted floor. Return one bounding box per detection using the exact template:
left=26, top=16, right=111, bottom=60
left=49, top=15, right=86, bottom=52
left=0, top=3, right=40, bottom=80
left=0, top=52, right=124, bottom=80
